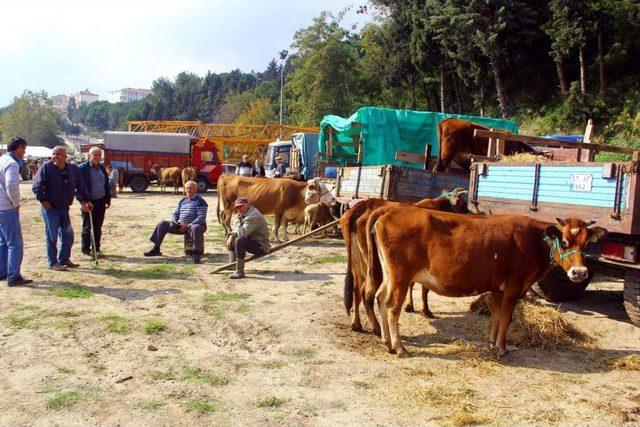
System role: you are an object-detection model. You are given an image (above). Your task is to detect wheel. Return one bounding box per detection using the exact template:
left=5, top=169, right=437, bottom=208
left=196, top=177, right=209, bottom=193
left=533, top=267, right=591, bottom=302
left=129, top=176, right=148, bottom=193
left=624, top=270, right=640, bottom=327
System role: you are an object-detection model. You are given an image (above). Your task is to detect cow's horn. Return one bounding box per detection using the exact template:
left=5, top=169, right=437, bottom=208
left=585, top=220, right=597, bottom=227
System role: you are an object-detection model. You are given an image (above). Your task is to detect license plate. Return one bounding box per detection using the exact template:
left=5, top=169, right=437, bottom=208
left=571, top=174, right=593, bottom=192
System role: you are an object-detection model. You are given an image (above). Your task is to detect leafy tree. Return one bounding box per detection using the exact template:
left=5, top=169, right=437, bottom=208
left=235, top=98, right=278, bottom=125
left=0, top=91, right=61, bottom=147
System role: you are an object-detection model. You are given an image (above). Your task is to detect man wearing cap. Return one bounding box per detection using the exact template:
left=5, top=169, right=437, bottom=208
left=273, top=156, right=286, bottom=177
left=32, top=145, right=93, bottom=271
left=235, top=154, right=253, bottom=177
left=0, top=137, right=32, bottom=286
left=144, top=180, right=208, bottom=263
left=226, top=198, right=270, bottom=279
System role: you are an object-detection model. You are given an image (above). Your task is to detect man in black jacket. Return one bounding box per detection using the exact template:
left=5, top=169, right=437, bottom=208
left=78, top=147, right=111, bottom=257
left=32, top=146, right=92, bottom=271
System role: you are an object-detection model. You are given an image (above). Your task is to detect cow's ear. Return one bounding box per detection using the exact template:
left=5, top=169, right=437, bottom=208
left=545, top=225, right=562, bottom=240
left=588, top=226, right=607, bottom=243
left=556, top=217, right=566, bottom=227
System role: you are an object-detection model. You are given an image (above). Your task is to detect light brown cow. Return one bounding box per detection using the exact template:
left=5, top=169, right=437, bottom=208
left=341, top=189, right=468, bottom=334
left=366, top=210, right=606, bottom=358
left=217, top=175, right=335, bottom=242
left=153, top=165, right=182, bottom=194
left=181, top=167, right=197, bottom=194
left=303, top=203, right=335, bottom=235
left=434, top=118, right=541, bottom=172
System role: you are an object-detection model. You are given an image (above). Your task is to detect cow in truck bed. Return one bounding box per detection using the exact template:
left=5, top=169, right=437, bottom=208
left=366, top=210, right=606, bottom=358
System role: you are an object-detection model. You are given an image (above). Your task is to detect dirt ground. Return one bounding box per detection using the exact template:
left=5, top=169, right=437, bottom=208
left=1, top=182, right=639, bottom=426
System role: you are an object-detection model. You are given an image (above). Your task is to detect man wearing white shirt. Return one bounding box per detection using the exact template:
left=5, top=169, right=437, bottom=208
left=0, top=137, right=32, bottom=286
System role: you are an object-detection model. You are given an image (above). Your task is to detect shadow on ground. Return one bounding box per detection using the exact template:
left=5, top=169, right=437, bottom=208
left=27, top=280, right=182, bottom=301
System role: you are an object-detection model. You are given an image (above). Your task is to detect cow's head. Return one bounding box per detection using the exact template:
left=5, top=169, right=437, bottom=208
left=441, top=187, right=469, bottom=213
left=544, top=218, right=607, bottom=282
left=305, top=178, right=336, bottom=206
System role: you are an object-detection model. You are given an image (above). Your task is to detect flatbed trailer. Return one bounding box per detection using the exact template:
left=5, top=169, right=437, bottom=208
left=469, top=129, right=640, bottom=326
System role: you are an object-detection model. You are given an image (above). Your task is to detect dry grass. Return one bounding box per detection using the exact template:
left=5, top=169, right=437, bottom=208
left=499, top=153, right=553, bottom=163
left=468, top=294, right=592, bottom=349
left=604, top=354, right=640, bottom=371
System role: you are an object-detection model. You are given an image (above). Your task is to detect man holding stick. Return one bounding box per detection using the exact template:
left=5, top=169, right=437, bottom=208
left=79, top=147, right=111, bottom=258
left=225, top=198, right=270, bottom=279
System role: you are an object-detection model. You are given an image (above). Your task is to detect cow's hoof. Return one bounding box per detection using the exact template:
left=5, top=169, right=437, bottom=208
left=351, top=323, right=364, bottom=333
left=497, top=348, right=510, bottom=360
left=396, top=347, right=411, bottom=358
left=373, top=326, right=381, bottom=337
left=404, top=305, right=414, bottom=313
left=423, top=310, right=437, bottom=319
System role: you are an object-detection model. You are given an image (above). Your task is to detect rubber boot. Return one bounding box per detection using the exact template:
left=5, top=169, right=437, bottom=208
left=229, top=258, right=245, bottom=279
left=228, top=251, right=237, bottom=263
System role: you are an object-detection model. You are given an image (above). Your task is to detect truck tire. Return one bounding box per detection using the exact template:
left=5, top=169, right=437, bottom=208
left=624, top=270, right=640, bottom=327
left=533, top=267, right=591, bottom=302
left=196, top=177, right=209, bottom=193
left=129, top=176, right=148, bottom=193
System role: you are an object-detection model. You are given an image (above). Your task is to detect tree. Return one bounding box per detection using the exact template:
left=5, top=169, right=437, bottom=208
left=0, top=91, right=61, bottom=147
left=235, top=98, right=278, bottom=125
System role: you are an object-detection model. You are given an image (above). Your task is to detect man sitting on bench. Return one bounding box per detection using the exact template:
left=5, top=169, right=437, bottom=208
left=144, top=180, right=207, bottom=264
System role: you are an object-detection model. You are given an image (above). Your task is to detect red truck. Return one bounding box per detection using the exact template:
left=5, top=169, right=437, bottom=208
left=103, top=131, right=222, bottom=193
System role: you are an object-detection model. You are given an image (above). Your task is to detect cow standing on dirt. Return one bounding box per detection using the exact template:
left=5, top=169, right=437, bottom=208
left=434, top=118, right=540, bottom=172
left=153, top=165, right=181, bottom=194
left=216, top=175, right=335, bottom=242
left=341, top=188, right=468, bottom=334
left=366, top=210, right=606, bottom=358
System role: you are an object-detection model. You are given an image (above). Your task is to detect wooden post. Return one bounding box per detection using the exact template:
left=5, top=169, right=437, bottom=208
left=424, top=144, right=432, bottom=171
left=580, top=119, right=595, bottom=162
left=487, top=128, right=496, bottom=157
left=496, top=138, right=505, bottom=157
left=327, top=126, right=334, bottom=162
left=210, top=220, right=340, bottom=274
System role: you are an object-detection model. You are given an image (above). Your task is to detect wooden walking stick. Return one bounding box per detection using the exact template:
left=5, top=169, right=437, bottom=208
left=89, top=209, right=99, bottom=266
left=211, top=219, right=340, bottom=274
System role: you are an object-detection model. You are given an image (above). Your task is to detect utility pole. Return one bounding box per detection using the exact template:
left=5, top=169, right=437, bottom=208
left=279, top=50, right=288, bottom=138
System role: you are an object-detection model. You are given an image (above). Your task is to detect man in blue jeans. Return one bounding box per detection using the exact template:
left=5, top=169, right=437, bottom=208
left=0, top=137, right=32, bottom=286
left=32, top=146, right=92, bottom=271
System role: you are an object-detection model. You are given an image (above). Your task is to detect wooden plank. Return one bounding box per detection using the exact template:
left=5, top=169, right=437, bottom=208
left=395, top=150, right=426, bottom=164
left=474, top=129, right=637, bottom=155
left=580, top=119, right=595, bottom=162
left=211, top=220, right=340, bottom=273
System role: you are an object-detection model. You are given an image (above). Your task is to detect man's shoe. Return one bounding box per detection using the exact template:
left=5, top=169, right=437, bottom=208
left=229, top=258, right=245, bottom=279
left=61, top=260, right=79, bottom=268
left=96, top=251, right=106, bottom=259
left=144, top=247, right=162, bottom=257
left=8, top=276, right=33, bottom=287
left=49, top=263, right=68, bottom=271
left=82, top=250, right=91, bottom=257
left=192, top=254, right=201, bottom=264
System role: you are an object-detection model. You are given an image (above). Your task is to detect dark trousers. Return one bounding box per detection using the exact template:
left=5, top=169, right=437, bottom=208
left=231, top=236, right=265, bottom=260
left=81, top=198, right=107, bottom=253
left=151, top=221, right=205, bottom=254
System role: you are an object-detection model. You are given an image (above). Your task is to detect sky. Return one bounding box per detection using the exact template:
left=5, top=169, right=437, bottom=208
left=0, top=0, right=371, bottom=107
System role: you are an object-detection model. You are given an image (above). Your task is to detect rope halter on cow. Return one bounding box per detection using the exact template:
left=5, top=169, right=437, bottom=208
left=544, top=236, right=585, bottom=267
left=440, top=188, right=464, bottom=211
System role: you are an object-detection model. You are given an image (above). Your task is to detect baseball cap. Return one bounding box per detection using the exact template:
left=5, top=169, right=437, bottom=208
left=234, top=198, right=248, bottom=207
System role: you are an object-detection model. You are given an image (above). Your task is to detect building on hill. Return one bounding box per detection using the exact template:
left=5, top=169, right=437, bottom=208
left=73, top=89, right=99, bottom=106
left=108, top=87, right=152, bottom=103
left=52, top=94, right=69, bottom=112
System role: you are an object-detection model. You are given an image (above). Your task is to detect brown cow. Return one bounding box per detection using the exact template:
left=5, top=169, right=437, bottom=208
left=303, top=203, right=335, bottom=235
left=181, top=167, right=197, bottom=194
left=153, top=165, right=181, bottom=194
left=434, top=118, right=540, bottom=172
left=366, top=210, right=606, bottom=358
left=217, top=175, right=335, bottom=242
left=341, top=188, right=468, bottom=334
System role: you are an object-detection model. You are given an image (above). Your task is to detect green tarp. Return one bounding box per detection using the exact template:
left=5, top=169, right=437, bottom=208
left=319, top=107, right=518, bottom=168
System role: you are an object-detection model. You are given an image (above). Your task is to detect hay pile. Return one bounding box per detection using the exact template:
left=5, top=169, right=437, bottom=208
left=499, top=153, right=551, bottom=163
left=468, top=293, right=593, bottom=349
left=605, top=354, right=640, bottom=371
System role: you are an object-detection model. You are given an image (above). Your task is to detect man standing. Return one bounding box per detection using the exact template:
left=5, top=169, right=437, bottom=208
left=236, top=154, right=253, bottom=177
left=225, top=198, right=270, bottom=279
left=273, top=156, right=287, bottom=177
left=0, top=137, right=32, bottom=286
left=107, top=164, right=119, bottom=198
left=144, top=181, right=207, bottom=264
left=32, top=146, right=92, bottom=271
left=79, top=147, right=111, bottom=257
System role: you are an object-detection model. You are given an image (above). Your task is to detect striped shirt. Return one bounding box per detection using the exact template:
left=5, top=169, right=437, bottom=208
left=0, top=153, right=20, bottom=210
left=172, top=194, right=208, bottom=225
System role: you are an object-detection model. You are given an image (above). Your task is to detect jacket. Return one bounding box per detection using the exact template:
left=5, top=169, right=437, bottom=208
left=78, top=161, right=111, bottom=205
left=0, top=153, right=20, bottom=210
left=233, top=206, right=271, bottom=252
left=32, top=161, right=90, bottom=209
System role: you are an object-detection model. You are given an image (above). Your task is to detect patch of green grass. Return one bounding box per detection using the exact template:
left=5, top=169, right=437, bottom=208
left=204, top=307, right=227, bottom=318
left=53, top=318, right=76, bottom=331
left=292, top=347, right=317, bottom=359
left=5, top=314, right=34, bottom=328
left=234, top=304, right=251, bottom=314
left=150, top=370, right=175, bottom=381
left=181, top=367, right=229, bottom=386
left=102, top=314, right=129, bottom=334
left=46, top=387, right=100, bottom=411
left=255, top=396, right=287, bottom=409
left=135, top=399, right=165, bottom=412
left=331, top=400, right=347, bottom=411
left=185, top=398, right=220, bottom=416
left=55, top=365, right=74, bottom=374
left=143, top=319, right=167, bottom=335
left=53, top=285, right=93, bottom=299
left=103, top=263, right=192, bottom=280
left=261, top=360, right=286, bottom=369
left=353, top=380, right=374, bottom=390
left=311, top=254, right=347, bottom=264
left=298, top=402, right=319, bottom=417
left=203, top=292, right=250, bottom=303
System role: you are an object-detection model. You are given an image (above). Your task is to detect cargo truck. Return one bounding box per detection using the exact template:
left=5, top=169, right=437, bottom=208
left=103, top=131, right=222, bottom=193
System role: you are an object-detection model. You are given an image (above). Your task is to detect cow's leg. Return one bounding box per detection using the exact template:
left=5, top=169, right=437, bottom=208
left=351, top=276, right=363, bottom=332
left=386, top=281, right=411, bottom=357
left=496, top=290, right=519, bottom=359
left=273, top=212, right=283, bottom=242
left=421, top=287, right=436, bottom=318
left=375, top=283, right=393, bottom=353
left=282, top=218, right=289, bottom=241
left=489, top=291, right=503, bottom=347
left=405, top=283, right=415, bottom=312
left=364, top=297, right=381, bottom=336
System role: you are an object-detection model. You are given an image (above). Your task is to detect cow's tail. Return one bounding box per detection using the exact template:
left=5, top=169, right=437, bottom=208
left=341, top=214, right=354, bottom=315
left=364, top=208, right=388, bottom=305
left=216, top=179, right=223, bottom=225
